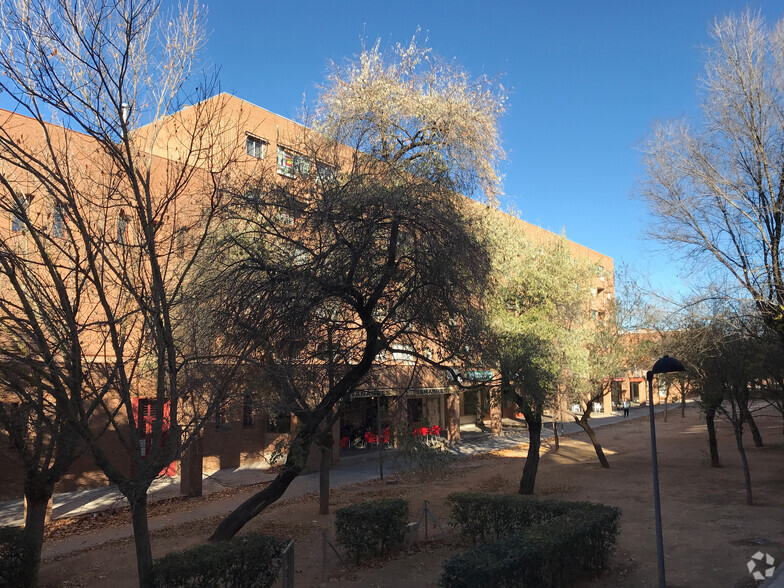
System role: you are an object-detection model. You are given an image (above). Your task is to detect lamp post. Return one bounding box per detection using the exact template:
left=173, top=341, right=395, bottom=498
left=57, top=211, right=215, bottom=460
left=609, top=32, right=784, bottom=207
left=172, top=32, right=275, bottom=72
left=646, top=355, right=684, bottom=588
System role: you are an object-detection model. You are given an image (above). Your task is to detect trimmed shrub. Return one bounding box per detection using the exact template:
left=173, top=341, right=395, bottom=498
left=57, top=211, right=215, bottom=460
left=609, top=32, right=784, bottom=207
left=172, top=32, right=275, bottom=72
left=0, top=526, right=35, bottom=588
left=335, top=498, right=409, bottom=562
left=441, top=525, right=569, bottom=587
left=150, top=533, right=287, bottom=588
left=445, top=492, right=575, bottom=544
left=440, top=498, right=622, bottom=588
left=562, top=507, right=622, bottom=573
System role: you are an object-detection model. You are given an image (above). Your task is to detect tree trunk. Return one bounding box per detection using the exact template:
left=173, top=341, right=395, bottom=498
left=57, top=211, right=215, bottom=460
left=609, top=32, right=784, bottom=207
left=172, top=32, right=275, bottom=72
left=211, top=417, right=321, bottom=541
left=681, top=393, right=686, bottom=418
left=129, top=493, right=153, bottom=588
left=706, top=407, right=720, bottom=467
left=211, top=351, right=376, bottom=541
left=211, top=459, right=305, bottom=541
left=664, top=395, right=668, bottom=422
left=733, top=423, right=753, bottom=506
left=319, top=443, right=330, bottom=515
left=21, top=484, right=54, bottom=587
left=741, top=404, right=763, bottom=448
left=575, top=416, right=610, bottom=468
left=552, top=417, right=559, bottom=451
left=518, top=417, right=542, bottom=495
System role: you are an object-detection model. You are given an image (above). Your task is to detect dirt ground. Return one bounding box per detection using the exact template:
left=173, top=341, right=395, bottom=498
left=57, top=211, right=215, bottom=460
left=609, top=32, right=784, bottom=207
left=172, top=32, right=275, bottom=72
left=37, top=407, right=784, bottom=587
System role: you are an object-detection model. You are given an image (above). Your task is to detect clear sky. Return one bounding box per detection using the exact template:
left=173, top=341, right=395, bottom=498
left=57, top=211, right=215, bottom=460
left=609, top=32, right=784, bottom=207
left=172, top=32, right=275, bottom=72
left=196, top=0, right=783, bottom=294
left=7, top=1, right=783, bottom=292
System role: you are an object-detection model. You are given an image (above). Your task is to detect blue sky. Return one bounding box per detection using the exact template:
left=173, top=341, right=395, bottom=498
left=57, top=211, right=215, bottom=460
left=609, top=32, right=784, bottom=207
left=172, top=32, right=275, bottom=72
left=5, top=1, right=782, bottom=293
left=199, top=0, right=783, bottom=294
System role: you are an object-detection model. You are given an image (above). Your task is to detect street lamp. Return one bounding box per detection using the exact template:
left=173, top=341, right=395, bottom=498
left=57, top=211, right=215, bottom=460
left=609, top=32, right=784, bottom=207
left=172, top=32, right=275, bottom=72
left=647, top=355, right=685, bottom=588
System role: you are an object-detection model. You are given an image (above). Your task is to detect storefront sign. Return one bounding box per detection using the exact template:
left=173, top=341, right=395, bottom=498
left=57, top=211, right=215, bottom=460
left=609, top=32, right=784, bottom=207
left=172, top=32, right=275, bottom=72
left=350, top=389, right=398, bottom=399
left=465, top=370, right=493, bottom=382
left=349, top=387, right=447, bottom=399
left=409, top=387, right=446, bottom=397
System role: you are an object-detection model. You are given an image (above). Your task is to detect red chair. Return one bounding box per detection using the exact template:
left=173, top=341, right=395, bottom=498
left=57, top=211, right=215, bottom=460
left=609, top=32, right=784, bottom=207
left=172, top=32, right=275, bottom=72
left=429, top=425, right=440, bottom=437
left=419, top=427, right=430, bottom=443
left=340, top=436, right=349, bottom=449
left=365, top=431, right=379, bottom=445
left=381, top=427, right=391, bottom=445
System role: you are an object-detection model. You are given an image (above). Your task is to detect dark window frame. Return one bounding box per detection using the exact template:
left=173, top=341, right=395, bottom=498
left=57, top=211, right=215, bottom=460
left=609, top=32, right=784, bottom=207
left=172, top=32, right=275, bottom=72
left=11, top=194, right=29, bottom=232
left=246, top=135, right=267, bottom=159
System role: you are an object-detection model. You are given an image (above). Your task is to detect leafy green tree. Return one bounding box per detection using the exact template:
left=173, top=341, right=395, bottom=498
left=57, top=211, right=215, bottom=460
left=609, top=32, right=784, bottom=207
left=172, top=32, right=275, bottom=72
left=482, top=216, right=592, bottom=493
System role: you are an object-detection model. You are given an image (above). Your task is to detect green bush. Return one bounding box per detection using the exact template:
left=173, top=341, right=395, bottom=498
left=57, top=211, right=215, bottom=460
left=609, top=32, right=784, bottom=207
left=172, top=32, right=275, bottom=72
left=440, top=497, right=622, bottom=588
left=445, top=492, right=575, bottom=544
left=150, top=533, right=287, bottom=588
left=0, top=526, right=35, bottom=588
left=335, top=498, right=409, bottom=562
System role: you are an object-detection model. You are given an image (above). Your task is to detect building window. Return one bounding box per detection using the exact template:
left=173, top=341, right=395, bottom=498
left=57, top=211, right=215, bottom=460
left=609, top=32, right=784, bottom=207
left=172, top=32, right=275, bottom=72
left=11, top=194, right=29, bottom=232
left=246, top=135, right=267, bottom=159
left=294, top=154, right=311, bottom=176
left=117, top=212, right=129, bottom=244
left=175, top=228, right=186, bottom=258
left=630, top=382, right=640, bottom=402
left=316, top=162, right=337, bottom=185
left=277, top=147, right=294, bottom=177
left=277, top=147, right=310, bottom=178
left=591, top=310, right=598, bottom=320
left=242, top=394, right=254, bottom=428
left=407, top=398, right=423, bottom=424
left=215, top=402, right=228, bottom=429
left=52, top=204, right=65, bottom=238
left=142, top=314, right=157, bottom=346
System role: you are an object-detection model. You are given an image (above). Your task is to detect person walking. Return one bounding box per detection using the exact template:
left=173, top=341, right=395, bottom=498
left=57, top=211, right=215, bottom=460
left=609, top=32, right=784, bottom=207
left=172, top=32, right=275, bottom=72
left=622, top=398, right=630, bottom=418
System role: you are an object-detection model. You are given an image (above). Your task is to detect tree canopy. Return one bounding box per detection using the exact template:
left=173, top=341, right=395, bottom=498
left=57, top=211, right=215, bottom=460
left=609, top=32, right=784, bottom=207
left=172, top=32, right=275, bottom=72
left=315, top=36, right=506, bottom=202
left=209, top=37, right=503, bottom=541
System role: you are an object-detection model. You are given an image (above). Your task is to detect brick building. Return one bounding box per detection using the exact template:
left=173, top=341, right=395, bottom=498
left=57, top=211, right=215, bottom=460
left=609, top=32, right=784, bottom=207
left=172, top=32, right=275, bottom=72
left=0, top=93, right=614, bottom=498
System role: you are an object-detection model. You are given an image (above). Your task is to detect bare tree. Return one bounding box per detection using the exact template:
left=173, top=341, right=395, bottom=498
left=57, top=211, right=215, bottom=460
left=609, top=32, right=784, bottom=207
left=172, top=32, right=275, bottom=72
left=670, top=302, right=769, bottom=503
left=757, top=335, right=784, bottom=435
left=666, top=307, right=727, bottom=467
left=209, top=36, right=503, bottom=541
left=701, top=326, right=762, bottom=505
left=0, top=1, right=246, bottom=584
left=641, top=9, right=784, bottom=345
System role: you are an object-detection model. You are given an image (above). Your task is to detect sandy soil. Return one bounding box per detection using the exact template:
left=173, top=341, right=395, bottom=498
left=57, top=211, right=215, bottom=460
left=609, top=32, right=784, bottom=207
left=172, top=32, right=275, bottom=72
left=37, top=407, right=784, bottom=587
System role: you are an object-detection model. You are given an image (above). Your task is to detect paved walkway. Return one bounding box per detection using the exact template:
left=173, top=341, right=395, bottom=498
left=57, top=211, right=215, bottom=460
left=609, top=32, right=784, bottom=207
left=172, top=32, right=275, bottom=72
left=0, top=402, right=672, bottom=560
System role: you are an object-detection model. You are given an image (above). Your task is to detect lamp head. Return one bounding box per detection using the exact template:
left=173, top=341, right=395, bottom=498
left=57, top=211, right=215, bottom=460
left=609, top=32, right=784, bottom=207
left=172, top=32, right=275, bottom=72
left=647, top=355, right=685, bottom=381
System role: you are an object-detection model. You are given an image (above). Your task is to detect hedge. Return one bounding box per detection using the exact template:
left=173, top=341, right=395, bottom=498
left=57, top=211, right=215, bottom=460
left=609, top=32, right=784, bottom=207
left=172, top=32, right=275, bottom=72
left=445, top=492, right=576, bottom=544
left=441, top=495, right=621, bottom=587
left=335, top=498, right=409, bottom=562
left=150, top=533, right=287, bottom=588
left=0, top=526, right=35, bottom=588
